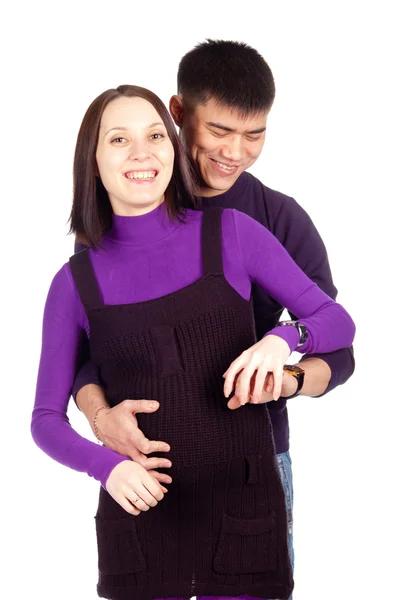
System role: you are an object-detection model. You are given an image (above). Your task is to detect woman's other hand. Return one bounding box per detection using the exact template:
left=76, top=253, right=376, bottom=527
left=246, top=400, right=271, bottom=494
left=106, top=460, right=168, bottom=516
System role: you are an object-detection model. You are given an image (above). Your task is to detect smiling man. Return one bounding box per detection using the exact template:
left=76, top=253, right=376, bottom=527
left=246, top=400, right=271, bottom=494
left=177, top=98, right=267, bottom=194
left=73, top=40, right=355, bottom=598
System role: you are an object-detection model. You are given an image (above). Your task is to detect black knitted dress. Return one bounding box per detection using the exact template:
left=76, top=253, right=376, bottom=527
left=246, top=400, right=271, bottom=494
left=69, top=208, right=293, bottom=600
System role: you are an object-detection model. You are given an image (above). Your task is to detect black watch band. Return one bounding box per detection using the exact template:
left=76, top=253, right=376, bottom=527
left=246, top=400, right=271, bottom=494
left=276, top=320, right=308, bottom=348
left=280, top=364, right=305, bottom=400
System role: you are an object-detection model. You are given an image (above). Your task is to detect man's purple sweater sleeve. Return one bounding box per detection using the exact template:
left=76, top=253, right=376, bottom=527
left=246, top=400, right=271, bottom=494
left=269, top=194, right=355, bottom=393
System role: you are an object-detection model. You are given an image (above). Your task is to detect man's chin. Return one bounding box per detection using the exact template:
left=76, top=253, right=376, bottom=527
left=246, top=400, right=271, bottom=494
left=209, top=172, right=240, bottom=191
left=200, top=170, right=239, bottom=193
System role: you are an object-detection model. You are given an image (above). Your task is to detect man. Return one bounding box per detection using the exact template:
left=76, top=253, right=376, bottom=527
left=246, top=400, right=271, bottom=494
left=73, top=39, right=355, bottom=590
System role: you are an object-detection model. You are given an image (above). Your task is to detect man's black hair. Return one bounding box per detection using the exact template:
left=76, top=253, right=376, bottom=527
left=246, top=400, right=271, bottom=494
left=177, top=39, right=275, bottom=115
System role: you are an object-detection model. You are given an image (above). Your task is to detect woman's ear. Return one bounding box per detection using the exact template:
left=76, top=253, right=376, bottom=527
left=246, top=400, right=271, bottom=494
left=169, top=95, right=185, bottom=127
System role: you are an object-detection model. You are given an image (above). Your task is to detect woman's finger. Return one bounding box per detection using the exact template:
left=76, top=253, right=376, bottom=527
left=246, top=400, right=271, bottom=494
left=223, top=354, right=247, bottom=397
left=272, top=365, right=284, bottom=400
left=142, top=472, right=166, bottom=502
left=118, top=494, right=142, bottom=516
left=251, top=361, right=271, bottom=403
left=125, top=487, right=152, bottom=511
left=265, top=372, right=274, bottom=393
left=235, top=357, right=260, bottom=405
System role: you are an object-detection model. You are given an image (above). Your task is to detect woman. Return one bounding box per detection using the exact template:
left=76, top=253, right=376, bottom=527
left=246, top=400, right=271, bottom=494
left=31, top=85, right=355, bottom=600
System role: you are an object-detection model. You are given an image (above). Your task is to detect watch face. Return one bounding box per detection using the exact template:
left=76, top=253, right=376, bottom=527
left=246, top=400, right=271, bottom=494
left=284, top=365, right=304, bottom=377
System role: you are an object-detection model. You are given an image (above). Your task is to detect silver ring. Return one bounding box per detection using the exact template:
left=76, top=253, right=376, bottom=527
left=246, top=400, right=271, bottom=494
left=132, top=495, right=140, bottom=504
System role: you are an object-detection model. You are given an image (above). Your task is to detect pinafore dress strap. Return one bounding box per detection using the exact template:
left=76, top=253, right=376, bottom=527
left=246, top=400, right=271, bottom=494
left=201, top=207, right=224, bottom=276
left=69, top=249, right=103, bottom=311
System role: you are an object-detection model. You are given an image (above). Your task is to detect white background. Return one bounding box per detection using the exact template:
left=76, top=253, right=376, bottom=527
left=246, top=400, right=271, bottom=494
left=2, top=1, right=397, bottom=599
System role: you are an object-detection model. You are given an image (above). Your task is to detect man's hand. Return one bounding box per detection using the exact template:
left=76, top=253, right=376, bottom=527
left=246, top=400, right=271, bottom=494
left=96, top=400, right=172, bottom=475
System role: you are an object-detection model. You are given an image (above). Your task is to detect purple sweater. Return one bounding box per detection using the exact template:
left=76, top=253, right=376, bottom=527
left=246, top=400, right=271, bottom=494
left=31, top=203, right=355, bottom=488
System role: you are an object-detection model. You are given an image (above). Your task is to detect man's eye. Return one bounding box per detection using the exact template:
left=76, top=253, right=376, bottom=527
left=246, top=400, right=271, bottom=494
left=247, top=136, right=261, bottom=142
left=150, top=133, right=165, bottom=140
left=211, top=131, right=227, bottom=138
left=111, top=137, right=127, bottom=143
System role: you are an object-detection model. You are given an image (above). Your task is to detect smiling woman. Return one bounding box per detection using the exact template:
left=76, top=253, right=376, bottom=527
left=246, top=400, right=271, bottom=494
left=71, top=85, right=195, bottom=246
left=96, top=97, right=174, bottom=216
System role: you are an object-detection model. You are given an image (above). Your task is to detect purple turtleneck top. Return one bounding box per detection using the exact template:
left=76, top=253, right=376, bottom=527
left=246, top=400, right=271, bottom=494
left=31, top=204, right=355, bottom=488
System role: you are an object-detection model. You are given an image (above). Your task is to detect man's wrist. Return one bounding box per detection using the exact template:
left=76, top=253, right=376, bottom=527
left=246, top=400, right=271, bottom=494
left=76, top=383, right=110, bottom=430
left=93, top=406, right=109, bottom=443
left=280, top=364, right=305, bottom=400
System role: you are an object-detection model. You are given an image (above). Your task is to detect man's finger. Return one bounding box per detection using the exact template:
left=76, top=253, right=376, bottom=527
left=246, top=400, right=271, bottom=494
left=148, top=470, right=173, bottom=485
left=132, top=430, right=170, bottom=455
left=125, top=399, right=160, bottom=414
left=139, top=456, right=172, bottom=470
left=227, top=395, right=242, bottom=410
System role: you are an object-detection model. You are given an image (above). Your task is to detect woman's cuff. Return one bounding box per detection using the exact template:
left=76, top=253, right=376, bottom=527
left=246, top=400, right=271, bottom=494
left=264, top=326, right=300, bottom=353
left=87, top=446, right=130, bottom=489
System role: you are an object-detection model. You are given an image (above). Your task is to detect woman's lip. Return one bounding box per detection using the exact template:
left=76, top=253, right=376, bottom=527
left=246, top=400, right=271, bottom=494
left=124, top=170, right=158, bottom=184
left=124, top=169, right=158, bottom=176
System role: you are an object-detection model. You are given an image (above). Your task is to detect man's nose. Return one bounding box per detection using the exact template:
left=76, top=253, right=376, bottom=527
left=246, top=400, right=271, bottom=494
left=222, top=135, right=243, bottom=162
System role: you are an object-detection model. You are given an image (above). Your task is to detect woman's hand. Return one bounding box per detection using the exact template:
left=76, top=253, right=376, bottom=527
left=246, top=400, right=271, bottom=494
left=223, top=334, right=291, bottom=407
left=106, top=460, right=168, bottom=516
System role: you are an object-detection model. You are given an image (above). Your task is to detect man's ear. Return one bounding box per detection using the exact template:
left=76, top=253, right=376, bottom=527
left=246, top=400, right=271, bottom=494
left=169, top=95, right=185, bottom=127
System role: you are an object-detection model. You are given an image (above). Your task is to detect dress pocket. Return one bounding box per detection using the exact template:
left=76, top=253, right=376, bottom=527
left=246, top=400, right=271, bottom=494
left=213, top=512, right=277, bottom=574
left=95, top=515, right=146, bottom=575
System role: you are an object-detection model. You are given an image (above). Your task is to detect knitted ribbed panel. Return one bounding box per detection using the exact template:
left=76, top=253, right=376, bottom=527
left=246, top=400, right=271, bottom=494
left=70, top=208, right=293, bottom=600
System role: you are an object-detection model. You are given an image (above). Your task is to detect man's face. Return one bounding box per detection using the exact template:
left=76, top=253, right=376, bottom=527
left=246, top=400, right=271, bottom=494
left=176, top=98, right=269, bottom=197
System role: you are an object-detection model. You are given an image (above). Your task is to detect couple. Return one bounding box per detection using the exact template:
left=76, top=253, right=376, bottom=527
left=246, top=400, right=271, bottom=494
left=32, top=40, right=355, bottom=600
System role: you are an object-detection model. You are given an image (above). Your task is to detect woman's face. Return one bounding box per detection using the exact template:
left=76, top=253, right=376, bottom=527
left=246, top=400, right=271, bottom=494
left=96, top=96, right=175, bottom=216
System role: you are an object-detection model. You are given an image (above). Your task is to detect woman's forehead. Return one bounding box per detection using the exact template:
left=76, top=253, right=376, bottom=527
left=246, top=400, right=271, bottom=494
left=100, top=96, right=164, bottom=131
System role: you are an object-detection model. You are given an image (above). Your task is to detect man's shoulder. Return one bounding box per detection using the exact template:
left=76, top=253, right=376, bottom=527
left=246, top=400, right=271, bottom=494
left=246, top=172, right=296, bottom=207
left=244, top=172, right=308, bottom=226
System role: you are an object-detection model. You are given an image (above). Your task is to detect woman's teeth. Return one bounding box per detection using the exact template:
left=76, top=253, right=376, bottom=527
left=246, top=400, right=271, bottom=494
left=125, top=171, right=156, bottom=180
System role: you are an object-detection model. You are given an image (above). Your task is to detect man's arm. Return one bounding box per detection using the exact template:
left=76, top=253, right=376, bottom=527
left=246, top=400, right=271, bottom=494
left=269, top=191, right=355, bottom=398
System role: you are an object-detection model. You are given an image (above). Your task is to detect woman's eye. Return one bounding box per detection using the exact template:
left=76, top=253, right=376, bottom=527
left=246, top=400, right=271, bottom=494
left=150, top=133, right=165, bottom=140
left=111, top=137, right=128, bottom=144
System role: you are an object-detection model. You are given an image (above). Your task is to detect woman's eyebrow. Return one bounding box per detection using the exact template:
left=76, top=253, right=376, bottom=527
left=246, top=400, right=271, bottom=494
left=103, top=123, right=165, bottom=136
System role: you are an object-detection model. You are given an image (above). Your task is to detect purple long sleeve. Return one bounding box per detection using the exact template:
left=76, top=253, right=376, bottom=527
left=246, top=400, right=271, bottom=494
left=230, top=210, right=355, bottom=354
left=32, top=205, right=355, bottom=484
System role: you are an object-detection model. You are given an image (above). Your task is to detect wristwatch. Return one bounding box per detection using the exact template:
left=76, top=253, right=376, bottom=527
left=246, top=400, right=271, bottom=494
left=282, top=364, right=305, bottom=399
left=276, top=320, right=308, bottom=348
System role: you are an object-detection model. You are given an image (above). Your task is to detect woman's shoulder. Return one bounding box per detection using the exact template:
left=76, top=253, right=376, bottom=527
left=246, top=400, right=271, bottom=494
left=46, top=259, right=84, bottom=308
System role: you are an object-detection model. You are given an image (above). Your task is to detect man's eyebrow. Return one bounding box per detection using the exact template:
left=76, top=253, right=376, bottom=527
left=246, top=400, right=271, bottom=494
left=206, top=121, right=266, bottom=135
left=103, top=122, right=165, bottom=135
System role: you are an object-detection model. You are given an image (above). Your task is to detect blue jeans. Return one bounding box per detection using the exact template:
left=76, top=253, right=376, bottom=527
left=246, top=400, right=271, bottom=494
left=276, top=450, right=294, bottom=600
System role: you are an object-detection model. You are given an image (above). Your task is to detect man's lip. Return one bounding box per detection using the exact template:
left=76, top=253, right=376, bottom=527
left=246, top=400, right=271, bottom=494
left=209, top=158, right=241, bottom=168
left=209, top=158, right=242, bottom=177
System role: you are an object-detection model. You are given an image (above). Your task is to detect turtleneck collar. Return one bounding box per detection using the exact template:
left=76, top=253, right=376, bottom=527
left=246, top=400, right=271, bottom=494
left=105, top=202, right=182, bottom=247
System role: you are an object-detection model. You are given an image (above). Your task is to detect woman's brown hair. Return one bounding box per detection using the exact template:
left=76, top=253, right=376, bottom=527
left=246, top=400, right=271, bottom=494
left=69, top=85, right=197, bottom=247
